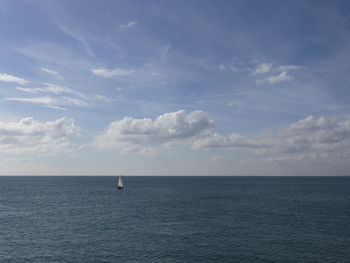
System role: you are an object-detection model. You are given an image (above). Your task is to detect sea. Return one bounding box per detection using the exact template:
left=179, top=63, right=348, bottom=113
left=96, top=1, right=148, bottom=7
left=0, top=176, right=349, bottom=262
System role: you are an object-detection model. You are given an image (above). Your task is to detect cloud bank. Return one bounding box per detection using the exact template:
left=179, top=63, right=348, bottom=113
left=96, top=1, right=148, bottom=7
left=94, top=110, right=350, bottom=164
left=194, top=115, right=350, bottom=164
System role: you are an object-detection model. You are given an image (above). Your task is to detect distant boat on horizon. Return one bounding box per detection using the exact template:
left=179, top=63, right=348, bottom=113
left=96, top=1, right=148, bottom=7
left=117, top=175, right=123, bottom=189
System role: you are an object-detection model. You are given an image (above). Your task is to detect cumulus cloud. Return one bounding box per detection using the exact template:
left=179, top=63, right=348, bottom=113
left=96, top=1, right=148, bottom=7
left=0, top=73, right=29, bottom=85
left=270, top=115, right=350, bottom=152
left=192, top=133, right=268, bottom=150
left=0, top=117, right=80, bottom=154
left=194, top=115, right=350, bottom=164
left=93, top=110, right=214, bottom=153
left=92, top=68, right=134, bottom=78
left=251, top=63, right=272, bottom=75
left=93, top=109, right=350, bottom=163
left=120, top=21, right=138, bottom=29
left=257, top=71, right=293, bottom=84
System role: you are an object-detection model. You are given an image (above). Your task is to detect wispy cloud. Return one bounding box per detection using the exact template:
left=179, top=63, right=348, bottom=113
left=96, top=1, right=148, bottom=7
left=6, top=96, right=88, bottom=110
left=257, top=71, right=293, bottom=84
left=0, top=73, right=29, bottom=85
left=252, top=63, right=305, bottom=85
left=41, top=68, right=63, bottom=79
left=59, top=25, right=94, bottom=57
left=96, top=94, right=112, bottom=102
left=227, top=100, right=245, bottom=112
left=161, top=44, right=171, bottom=60
left=275, top=65, right=305, bottom=72
left=251, top=63, right=273, bottom=75
left=92, top=68, right=134, bottom=78
left=16, top=83, right=86, bottom=98
left=120, top=21, right=138, bottom=29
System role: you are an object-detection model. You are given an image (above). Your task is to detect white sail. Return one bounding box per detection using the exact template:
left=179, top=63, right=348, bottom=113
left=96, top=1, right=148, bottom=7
left=117, top=176, right=123, bottom=189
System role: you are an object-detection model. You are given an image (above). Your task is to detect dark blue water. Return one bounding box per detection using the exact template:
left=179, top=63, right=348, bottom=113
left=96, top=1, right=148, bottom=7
left=0, top=176, right=349, bottom=262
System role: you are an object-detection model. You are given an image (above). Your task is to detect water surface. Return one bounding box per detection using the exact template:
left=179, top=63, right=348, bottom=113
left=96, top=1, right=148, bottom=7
left=0, top=176, right=349, bottom=262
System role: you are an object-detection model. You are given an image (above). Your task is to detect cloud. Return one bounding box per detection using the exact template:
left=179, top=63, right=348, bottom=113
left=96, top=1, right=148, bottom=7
left=227, top=100, right=245, bottom=112
left=41, top=68, right=63, bottom=79
left=120, top=21, right=138, bottom=29
left=0, top=73, right=29, bottom=85
left=192, top=133, right=268, bottom=150
left=96, top=94, right=112, bottom=102
left=275, top=65, right=305, bottom=72
left=16, top=83, right=85, bottom=98
left=6, top=96, right=88, bottom=110
left=92, top=68, right=134, bottom=78
left=251, top=63, right=272, bottom=75
left=252, top=63, right=304, bottom=84
left=161, top=44, right=171, bottom=60
left=60, top=25, right=94, bottom=57
left=257, top=71, right=293, bottom=84
left=10, top=82, right=87, bottom=109
left=0, top=117, right=80, bottom=154
left=193, top=115, right=350, bottom=164
left=92, top=108, right=350, bottom=164
left=93, top=110, right=214, bottom=153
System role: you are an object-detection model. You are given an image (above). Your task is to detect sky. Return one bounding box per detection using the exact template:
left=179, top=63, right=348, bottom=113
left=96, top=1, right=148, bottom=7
left=1, top=0, right=350, bottom=175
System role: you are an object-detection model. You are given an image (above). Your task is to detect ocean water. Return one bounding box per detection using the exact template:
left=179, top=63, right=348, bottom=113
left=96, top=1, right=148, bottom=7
left=0, top=176, right=349, bottom=263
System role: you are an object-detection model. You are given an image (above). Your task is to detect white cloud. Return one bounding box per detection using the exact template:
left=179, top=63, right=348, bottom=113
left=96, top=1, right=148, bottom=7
left=193, top=115, right=350, bottom=164
left=192, top=133, right=268, bottom=150
left=120, top=21, right=138, bottom=29
left=0, top=117, right=80, bottom=154
left=60, top=25, right=94, bottom=57
left=93, top=110, right=214, bottom=153
left=6, top=96, right=88, bottom=110
left=0, top=73, right=29, bottom=85
left=92, top=109, right=350, bottom=164
left=218, top=64, right=226, bottom=71
left=41, top=68, right=63, bottom=79
left=92, top=68, right=134, bottom=78
left=257, top=71, right=293, bottom=84
left=252, top=63, right=304, bottom=85
left=275, top=65, right=305, bottom=72
left=96, top=94, right=112, bottom=102
left=16, top=83, right=86, bottom=100
left=251, top=63, right=272, bottom=75
left=227, top=100, right=245, bottom=110
left=161, top=44, right=171, bottom=60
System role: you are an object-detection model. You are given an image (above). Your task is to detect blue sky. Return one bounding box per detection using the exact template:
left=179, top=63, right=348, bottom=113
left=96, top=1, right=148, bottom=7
left=1, top=0, right=350, bottom=175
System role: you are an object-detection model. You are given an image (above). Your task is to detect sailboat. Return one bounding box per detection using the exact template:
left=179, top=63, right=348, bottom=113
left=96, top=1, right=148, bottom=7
left=117, top=175, right=123, bottom=189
